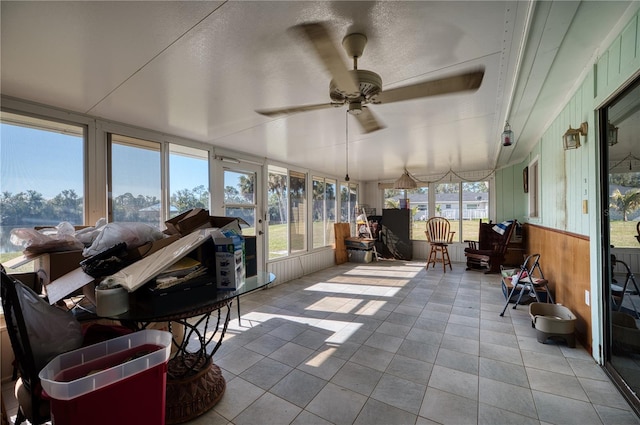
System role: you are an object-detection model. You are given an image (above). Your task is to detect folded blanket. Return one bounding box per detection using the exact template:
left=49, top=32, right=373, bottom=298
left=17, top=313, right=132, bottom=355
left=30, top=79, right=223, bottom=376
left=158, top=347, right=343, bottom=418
left=492, top=220, right=513, bottom=235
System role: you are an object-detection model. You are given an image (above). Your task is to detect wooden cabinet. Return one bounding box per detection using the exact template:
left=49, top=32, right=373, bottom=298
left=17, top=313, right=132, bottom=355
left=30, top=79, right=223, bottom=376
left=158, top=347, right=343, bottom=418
left=380, top=209, right=413, bottom=260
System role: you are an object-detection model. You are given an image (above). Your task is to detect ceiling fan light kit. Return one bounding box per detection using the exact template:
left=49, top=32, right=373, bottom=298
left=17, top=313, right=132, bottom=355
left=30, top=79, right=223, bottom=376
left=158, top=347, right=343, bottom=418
left=256, top=22, right=484, bottom=135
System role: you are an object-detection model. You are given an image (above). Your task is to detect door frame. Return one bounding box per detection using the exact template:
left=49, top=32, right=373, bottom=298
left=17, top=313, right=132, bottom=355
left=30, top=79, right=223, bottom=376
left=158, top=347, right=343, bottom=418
left=212, top=157, right=264, bottom=275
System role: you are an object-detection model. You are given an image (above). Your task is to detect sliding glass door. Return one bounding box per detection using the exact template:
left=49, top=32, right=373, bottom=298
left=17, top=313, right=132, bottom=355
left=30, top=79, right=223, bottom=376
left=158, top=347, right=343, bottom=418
left=601, top=76, right=640, bottom=414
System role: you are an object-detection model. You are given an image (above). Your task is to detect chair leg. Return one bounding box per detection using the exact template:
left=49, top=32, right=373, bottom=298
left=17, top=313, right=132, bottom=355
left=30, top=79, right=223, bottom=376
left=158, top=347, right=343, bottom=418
left=443, top=247, right=452, bottom=271
left=426, top=246, right=436, bottom=269
left=441, top=247, right=446, bottom=272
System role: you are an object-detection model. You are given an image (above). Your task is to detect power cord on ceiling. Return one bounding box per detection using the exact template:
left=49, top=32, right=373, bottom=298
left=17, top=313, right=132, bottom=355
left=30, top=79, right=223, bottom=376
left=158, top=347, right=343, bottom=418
left=345, top=111, right=350, bottom=182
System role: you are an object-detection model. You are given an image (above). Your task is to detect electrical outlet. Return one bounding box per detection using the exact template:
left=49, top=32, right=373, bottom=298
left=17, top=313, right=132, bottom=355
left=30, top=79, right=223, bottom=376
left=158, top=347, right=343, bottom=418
left=585, top=290, right=590, bottom=306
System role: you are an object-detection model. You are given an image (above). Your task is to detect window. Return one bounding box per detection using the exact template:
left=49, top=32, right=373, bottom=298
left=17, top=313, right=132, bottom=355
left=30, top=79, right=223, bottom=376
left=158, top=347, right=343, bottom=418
left=312, top=177, right=336, bottom=249
left=462, top=181, right=489, bottom=241
left=289, top=170, right=306, bottom=253
left=169, top=144, right=210, bottom=217
left=267, top=166, right=309, bottom=258
left=267, top=165, right=288, bottom=259
left=385, top=181, right=488, bottom=242
left=223, top=169, right=256, bottom=236
left=1, top=111, right=85, bottom=261
left=110, top=136, right=210, bottom=229
left=109, top=134, right=162, bottom=227
left=528, top=158, right=539, bottom=218
left=340, top=183, right=358, bottom=235
left=436, top=183, right=459, bottom=237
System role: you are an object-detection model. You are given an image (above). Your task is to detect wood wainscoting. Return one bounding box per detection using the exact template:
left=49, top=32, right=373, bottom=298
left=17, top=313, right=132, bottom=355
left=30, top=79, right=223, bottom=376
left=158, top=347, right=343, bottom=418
left=524, top=223, right=592, bottom=354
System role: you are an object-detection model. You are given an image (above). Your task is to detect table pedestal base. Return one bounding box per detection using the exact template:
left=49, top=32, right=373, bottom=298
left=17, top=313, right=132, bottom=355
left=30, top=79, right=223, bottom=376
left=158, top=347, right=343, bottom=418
left=165, top=356, right=226, bottom=424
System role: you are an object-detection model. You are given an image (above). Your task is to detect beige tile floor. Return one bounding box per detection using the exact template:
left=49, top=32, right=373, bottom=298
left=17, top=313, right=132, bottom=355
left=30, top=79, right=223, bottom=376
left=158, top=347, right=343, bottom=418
left=4, top=260, right=640, bottom=424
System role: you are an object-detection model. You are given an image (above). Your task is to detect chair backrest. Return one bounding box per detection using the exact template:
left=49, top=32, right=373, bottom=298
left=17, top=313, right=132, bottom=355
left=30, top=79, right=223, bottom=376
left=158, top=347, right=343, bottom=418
left=1, top=266, right=50, bottom=424
left=478, top=220, right=516, bottom=254
left=426, top=217, right=453, bottom=243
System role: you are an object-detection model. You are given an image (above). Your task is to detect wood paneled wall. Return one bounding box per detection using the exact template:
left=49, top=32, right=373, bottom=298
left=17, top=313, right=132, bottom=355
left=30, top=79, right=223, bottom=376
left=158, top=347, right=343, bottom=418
left=524, top=223, right=592, bottom=353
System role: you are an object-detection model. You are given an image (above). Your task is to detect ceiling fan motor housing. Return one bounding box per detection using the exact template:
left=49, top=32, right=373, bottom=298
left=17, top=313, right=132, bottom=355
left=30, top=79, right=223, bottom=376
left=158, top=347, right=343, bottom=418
left=342, top=33, right=367, bottom=59
left=330, top=69, right=382, bottom=102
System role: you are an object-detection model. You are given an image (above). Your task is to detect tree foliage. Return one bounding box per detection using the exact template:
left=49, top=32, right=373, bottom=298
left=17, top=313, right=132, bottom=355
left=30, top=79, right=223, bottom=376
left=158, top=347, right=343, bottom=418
left=610, top=188, right=640, bottom=222
left=1, top=185, right=210, bottom=237
left=172, top=185, right=209, bottom=213
left=268, top=172, right=287, bottom=224
left=1, top=189, right=81, bottom=226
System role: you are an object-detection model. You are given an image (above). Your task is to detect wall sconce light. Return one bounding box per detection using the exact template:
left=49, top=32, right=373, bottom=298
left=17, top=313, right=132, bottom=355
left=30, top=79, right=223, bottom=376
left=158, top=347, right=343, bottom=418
left=562, top=122, right=588, bottom=150
left=608, top=121, right=619, bottom=146
left=501, top=122, right=513, bottom=147
left=393, top=170, right=417, bottom=189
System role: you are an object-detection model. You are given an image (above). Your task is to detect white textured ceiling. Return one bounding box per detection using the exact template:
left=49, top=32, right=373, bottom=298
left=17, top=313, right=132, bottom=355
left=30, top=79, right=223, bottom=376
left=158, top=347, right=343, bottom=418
left=1, top=1, right=635, bottom=182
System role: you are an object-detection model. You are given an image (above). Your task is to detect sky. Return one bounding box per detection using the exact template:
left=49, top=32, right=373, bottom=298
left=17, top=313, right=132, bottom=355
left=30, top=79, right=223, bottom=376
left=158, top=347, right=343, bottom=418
left=1, top=123, right=208, bottom=200
left=1, top=123, right=83, bottom=199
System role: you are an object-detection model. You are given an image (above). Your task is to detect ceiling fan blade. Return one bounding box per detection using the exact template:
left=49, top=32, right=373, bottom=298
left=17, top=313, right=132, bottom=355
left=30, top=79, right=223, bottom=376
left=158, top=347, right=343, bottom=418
left=290, top=22, right=360, bottom=97
left=256, top=102, right=342, bottom=117
left=355, top=106, right=385, bottom=133
left=376, top=69, right=485, bottom=104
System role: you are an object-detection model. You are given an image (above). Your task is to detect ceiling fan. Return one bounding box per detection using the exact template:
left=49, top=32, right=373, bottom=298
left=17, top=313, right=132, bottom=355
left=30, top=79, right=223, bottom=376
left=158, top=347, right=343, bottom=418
left=256, top=22, right=485, bottom=133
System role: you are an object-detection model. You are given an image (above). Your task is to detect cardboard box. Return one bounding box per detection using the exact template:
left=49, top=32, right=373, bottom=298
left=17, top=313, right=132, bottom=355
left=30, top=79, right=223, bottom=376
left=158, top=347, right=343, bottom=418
left=3, top=250, right=85, bottom=289
left=46, top=235, right=182, bottom=305
left=127, top=234, right=180, bottom=262
left=208, top=216, right=250, bottom=234
left=164, top=208, right=211, bottom=235
left=164, top=210, right=251, bottom=237
left=345, top=237, right=375, bottom=250
left=214, top=233, right=245, bottom=290
left=5, top=272, right=40, bottom=293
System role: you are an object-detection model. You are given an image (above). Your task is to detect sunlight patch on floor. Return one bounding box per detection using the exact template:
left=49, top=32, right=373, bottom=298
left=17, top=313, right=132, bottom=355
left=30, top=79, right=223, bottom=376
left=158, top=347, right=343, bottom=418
left=305, top=282, right=401, bottom=297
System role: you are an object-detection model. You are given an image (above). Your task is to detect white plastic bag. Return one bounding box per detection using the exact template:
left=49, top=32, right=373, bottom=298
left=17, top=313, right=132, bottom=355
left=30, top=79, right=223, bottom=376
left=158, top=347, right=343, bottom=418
left=10, top=224, right=84, bottom=255
left=15, top=283, right=83, bottom=371
left=83, top=222, right=165, bottom=257
left=74, top=218, right=107, bottom=246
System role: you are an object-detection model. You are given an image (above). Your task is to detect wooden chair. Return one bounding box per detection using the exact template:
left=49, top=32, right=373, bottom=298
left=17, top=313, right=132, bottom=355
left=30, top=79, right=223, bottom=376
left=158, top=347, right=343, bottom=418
left=464, top=220, right=516, bottom=273
left=425, top=217, right=455, bottom=272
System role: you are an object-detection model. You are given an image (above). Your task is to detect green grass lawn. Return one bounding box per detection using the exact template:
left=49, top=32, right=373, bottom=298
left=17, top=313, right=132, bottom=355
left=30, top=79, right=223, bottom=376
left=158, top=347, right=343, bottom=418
left=0, top=251, right=34, bottom=273
left=267, top=219, right=481, bottom=257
